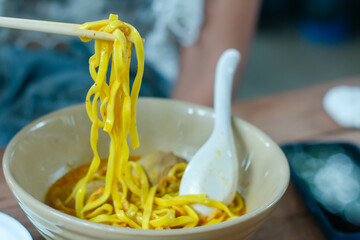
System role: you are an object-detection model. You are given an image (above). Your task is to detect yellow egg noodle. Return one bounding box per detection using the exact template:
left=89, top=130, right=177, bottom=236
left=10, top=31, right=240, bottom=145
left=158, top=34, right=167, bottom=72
left=61, top=14, right=245, bottom=229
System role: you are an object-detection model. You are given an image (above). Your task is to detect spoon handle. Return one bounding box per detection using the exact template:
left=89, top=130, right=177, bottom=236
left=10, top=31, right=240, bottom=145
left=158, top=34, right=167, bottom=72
left=214, top=49, right=241, bottom=133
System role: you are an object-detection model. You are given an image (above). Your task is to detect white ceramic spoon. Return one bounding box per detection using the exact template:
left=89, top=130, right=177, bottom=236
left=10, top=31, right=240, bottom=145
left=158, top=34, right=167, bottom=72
left=179, top=49, right=241, bottom=215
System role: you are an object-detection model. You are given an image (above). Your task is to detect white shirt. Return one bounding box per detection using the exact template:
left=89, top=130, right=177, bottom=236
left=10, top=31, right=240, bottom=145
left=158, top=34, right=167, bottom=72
left=0, top=0, right=204, bottom=83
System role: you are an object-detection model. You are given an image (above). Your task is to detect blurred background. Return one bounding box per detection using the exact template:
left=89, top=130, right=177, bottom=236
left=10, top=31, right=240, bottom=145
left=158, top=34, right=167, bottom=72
left=238, top=0, right=360, bottom=99
left=0, top=0, right=360, bottom=146
left=1, top=0, right=359, bottom=100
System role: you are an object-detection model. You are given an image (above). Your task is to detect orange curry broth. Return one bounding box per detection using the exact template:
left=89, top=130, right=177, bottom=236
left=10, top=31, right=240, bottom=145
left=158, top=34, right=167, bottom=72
left=44, top=156, right=141, bottom=216
left=44, top=155, right=246, bottom=224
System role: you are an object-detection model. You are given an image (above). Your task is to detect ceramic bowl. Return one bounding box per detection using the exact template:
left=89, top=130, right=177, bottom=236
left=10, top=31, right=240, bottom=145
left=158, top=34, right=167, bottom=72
left=3, top=98, right=289, bottom=240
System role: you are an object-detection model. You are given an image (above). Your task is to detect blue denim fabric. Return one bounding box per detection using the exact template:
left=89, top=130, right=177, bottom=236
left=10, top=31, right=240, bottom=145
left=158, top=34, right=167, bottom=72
left=0, top=44, right=170, bottom=146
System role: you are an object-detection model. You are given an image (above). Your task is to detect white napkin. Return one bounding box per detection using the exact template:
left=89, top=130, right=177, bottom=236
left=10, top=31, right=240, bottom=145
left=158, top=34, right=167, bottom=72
left=323, top=85, right=360, bottom=128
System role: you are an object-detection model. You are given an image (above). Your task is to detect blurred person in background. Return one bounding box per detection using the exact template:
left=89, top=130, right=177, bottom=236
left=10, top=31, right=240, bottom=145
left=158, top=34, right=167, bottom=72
left=0, top=0, right=261, bottom=145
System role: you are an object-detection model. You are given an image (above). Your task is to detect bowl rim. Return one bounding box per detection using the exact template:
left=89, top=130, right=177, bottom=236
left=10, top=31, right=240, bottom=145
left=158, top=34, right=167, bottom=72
left=3, top=97, right=290, bottom=236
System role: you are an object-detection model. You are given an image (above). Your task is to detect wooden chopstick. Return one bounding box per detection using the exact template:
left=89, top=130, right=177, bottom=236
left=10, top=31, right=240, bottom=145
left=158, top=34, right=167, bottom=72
left=0, top=16, right=115, bottom=41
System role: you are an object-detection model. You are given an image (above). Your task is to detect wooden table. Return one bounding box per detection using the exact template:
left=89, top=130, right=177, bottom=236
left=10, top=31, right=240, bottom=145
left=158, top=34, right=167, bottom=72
left=1, top=78, right=359, bottom=239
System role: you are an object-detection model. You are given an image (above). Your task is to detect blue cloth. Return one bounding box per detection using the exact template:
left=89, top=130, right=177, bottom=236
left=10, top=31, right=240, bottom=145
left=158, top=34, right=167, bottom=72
left=0, top=44, right=170, bottom=146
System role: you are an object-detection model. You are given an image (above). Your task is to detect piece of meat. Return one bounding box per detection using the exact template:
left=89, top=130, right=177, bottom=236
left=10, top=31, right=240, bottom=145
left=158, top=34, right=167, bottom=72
left=136, top=151, right=187, bottom=185
left=84, top=179, right=105, bottom=202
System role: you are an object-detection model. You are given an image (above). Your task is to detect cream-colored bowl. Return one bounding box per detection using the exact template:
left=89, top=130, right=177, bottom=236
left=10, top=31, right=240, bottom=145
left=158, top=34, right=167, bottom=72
left=3, top=98, right=289, bottom=240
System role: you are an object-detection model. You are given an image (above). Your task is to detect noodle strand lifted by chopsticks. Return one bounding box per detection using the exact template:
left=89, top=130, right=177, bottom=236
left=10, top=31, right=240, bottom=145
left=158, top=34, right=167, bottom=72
left=62, top=14, right=245, bottom=229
